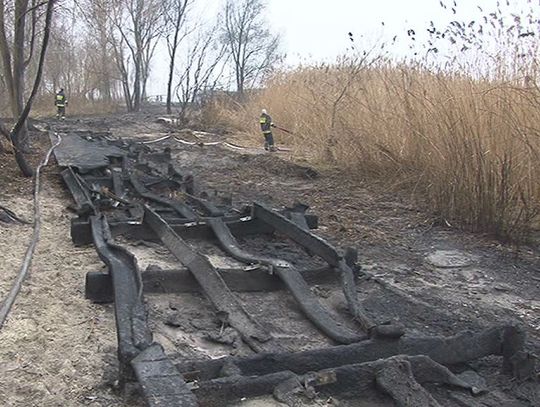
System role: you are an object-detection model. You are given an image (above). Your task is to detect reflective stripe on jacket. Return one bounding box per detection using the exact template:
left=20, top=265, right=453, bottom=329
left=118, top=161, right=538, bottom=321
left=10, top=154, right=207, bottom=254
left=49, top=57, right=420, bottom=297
left=55, top=94, right=66, bottom=107
left=260, top=113, right=273, bottom=134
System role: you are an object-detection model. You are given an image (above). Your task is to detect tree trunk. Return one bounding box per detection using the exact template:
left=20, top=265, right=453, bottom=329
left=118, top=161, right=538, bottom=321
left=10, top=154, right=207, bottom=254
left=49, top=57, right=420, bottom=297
left=0, top=2, right=15, bottom=106
left=166, top=13, right=183, bottom=114
left=13, top=0, right=30, bottom=149
left=0, top=0, right=32, bottom=176
left=7, top=0, right=56, bottom=177
left=166, top=59, right=174, bottom=114
left=122, top=79, right=133, bottom=112
left=132, top=60, right=140, bottom=111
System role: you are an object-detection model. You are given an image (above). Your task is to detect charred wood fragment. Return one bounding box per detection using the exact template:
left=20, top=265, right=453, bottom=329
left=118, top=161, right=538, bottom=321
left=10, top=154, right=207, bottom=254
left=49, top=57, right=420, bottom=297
left=176, top=324, right=529, bottom=381
left=207, top=217, right=364, bottom=344
left=0, top=204, right=29, bottom=224
left=90, top=215, right=152, bottom=380
left=144, top=206, right=282, bottom=353
left=192, top=355, right=485, bottom=406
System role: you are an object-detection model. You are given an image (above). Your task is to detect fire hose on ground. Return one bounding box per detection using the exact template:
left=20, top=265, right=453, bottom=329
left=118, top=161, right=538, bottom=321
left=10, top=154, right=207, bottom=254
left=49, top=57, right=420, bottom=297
left=0, top=133, right=62, bottom=329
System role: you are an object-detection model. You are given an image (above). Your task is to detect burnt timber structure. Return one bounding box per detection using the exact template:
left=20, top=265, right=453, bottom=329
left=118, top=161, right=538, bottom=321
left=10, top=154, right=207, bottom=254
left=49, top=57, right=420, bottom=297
left=52, top=129, right=536, bottom=406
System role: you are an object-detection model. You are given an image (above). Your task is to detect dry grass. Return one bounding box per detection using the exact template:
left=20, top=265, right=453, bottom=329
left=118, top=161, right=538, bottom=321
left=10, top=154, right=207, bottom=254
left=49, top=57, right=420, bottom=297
left=1, top=1, right=537, bottom=242
left=210, top=1, right=540, bottom=243
left=212, top=65, right=540, bottom=242
left=31, top=96, right=124, bottom=118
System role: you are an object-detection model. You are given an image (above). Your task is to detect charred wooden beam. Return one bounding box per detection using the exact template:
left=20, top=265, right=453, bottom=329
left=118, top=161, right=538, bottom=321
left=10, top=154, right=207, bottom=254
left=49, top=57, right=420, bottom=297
left=131, top=344, right=198, bottom=407
left=71, top=215, right=273, bottom=246
left=207, top=217, right=364, bottom=344
left=253, top=202, right=340, bottom=265
left=192, top=355, right=479, bottom=407
left=85, top=264, right=337, bottom=303
left=85, top=267, right=282, bottom=303
left=175, top=324, right=527, bottom=381
left=144, top=206, right=282, bottom=353
left=61, top=167, right=95, bottom=215
left=90, top=215, right=152, bottom=379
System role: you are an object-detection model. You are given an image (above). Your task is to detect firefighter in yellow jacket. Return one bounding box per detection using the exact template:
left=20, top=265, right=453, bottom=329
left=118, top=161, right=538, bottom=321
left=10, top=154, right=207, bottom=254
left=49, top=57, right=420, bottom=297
left=259, top=109, right=276, bottom=151
left=55, top=89, right=68, bottom=120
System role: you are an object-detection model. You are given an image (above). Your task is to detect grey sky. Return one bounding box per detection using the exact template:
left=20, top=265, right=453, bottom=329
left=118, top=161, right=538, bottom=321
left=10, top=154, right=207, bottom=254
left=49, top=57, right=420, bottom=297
left=266, top=0, right=505, bottom=63
left=150, top=0, right=528, bottom=94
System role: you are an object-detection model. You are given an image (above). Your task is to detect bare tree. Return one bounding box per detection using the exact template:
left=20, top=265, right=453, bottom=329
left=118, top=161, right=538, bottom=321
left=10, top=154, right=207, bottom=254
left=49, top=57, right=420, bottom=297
left=0, top=0, right=56, bottom=176
left=163, top=0, right=191, bottom=114
left=111, top=0, right=165, bottom=112
left=221, top=0, right=279, bottom=95
left=75, top=0, right=119, bottom=102
left=174, top=26, right=228, bottom=122
left=0, top=0, right=45, bottom=150
left=45, top=7, right=83, bottom=96
left=110, top=27, right=134, bottom=110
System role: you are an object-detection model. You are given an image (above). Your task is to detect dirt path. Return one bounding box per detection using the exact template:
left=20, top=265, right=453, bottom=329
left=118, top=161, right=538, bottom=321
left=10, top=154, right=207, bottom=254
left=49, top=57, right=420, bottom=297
left=0, top=114, right=538, bottom=406
left=168, top=127, right=540, bottom=344
left=0, top=141, right=138, bottom=406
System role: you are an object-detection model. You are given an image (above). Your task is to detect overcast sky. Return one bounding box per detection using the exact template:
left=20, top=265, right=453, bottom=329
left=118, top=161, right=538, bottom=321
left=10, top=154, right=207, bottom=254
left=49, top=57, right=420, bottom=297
left=265, top=0, right=519, bottom=63
left=150, top=0, right=532, bottom=94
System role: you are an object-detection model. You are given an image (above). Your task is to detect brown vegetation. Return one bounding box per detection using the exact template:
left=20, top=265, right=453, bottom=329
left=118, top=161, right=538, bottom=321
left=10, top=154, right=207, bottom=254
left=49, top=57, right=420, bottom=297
left=213, top=65, right=540, bottom=242
left=209, top=1, right=540, bottom=244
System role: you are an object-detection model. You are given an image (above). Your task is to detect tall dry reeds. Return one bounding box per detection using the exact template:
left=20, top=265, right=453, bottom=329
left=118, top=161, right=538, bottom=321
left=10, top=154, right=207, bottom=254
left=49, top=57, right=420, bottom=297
left=214, top=65, right=540, bottom=242
left=210, top=1, right=540, bottom=242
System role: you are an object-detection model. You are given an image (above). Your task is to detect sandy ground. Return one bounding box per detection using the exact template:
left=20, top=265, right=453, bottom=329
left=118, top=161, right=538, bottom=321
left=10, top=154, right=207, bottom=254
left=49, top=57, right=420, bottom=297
left=0, top=115, right=538, bottom=406
left=0, top=141, right=134, bottom=406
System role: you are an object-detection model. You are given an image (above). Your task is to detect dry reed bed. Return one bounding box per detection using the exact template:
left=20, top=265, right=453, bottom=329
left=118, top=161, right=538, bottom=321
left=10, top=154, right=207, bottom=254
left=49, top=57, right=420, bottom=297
left=214, top=66, right=540, bottom=242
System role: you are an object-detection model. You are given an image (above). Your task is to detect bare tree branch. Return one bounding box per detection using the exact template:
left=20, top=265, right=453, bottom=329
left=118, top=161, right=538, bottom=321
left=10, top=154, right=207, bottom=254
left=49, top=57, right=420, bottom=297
left=220, top=0, right=280, bottom=95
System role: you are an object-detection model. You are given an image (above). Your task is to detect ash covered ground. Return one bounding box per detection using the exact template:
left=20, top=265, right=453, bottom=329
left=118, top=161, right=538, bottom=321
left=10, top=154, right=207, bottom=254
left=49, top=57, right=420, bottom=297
left=0, top=113, right=538, bottom=406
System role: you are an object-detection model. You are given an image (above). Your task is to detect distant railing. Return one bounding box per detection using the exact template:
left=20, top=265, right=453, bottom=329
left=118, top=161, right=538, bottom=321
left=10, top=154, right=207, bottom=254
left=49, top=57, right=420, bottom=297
left=144, top=95, right=167, bottom=104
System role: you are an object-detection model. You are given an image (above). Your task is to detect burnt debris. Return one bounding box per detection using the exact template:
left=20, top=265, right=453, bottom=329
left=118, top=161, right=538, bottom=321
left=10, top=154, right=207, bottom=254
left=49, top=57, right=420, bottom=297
left=52, top=129, right=537, bottom=406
